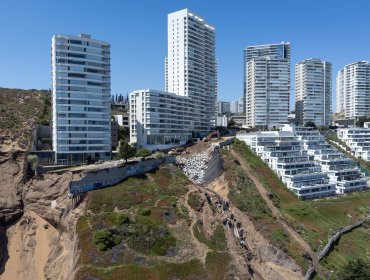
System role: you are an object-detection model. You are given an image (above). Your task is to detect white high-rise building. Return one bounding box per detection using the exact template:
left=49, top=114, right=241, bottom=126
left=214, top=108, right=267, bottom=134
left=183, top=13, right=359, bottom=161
left=217, top=101, right=230, bottom=114
left=295, top=58, right=332, bottom=126
left=164, top=57, right=168, bottom=92
left=51, top=34, right=111, bottom=164
left=166, top=9, right=217, bottom=135
left=230, top=101, right=239, bottom=113
left=238, top=96, right=245, bottom=113
left=131, top=9, right=218, bottom=150
left=244, top=42, right=290, bottom=128
left=336, top=61, right=370, bottom=119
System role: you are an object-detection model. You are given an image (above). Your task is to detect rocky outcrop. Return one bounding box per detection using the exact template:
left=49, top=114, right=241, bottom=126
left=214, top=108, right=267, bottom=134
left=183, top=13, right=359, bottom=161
left=0, top=152, right=25, bottom=226
left=0, top=150, right=83, bottom=280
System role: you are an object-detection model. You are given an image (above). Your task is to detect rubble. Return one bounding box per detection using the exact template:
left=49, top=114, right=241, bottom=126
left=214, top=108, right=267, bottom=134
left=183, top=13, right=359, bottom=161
left=176, top=146, right=215, bottom=185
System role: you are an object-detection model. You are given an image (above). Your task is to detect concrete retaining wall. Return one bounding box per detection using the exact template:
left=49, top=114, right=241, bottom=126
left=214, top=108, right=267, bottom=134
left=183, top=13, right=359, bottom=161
left=69, top=156, right=175, bottom=194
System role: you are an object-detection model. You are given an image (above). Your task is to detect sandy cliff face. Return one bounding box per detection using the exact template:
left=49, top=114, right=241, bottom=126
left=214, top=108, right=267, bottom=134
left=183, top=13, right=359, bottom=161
left=0, top=152, right=24, bottom=226
left=0, top=150, right=82, bottom=280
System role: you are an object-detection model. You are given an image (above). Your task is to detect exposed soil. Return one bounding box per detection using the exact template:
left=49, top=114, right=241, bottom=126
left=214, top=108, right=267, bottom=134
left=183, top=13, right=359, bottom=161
left=0, top=151, right=84, bottom=280
left=230, top=148, right=319, bottom=268
left=207, top=174, right=303, bottom=279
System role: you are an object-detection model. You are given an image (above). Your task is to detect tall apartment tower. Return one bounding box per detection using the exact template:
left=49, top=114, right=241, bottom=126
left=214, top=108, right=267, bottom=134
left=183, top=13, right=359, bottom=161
left=336, top=61, right=370, bottom=120
left=244, top=42, right=290, bottom=128
left=295, top=58, right=332, bottom=126
left=230, top=100, right=239, bottom=113
left=166, top=9, right=217, bottom=135
left=164, top=57, right=168, bottom=92
left=51, top=34, right=111, bottom=164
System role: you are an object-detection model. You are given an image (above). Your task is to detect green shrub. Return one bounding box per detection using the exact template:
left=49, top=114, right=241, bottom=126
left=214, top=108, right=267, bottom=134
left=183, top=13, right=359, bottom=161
left=93, top=229, right=122, bottom=251
left=136, top=148, right=151, bottom=158
left=26, top=154, right=39, bottom=171
left=193, top=223, right=227, bottom=251
left=188, top=192, right=204, bottom=212
left=115, top=212, right=130, bottom=225
left=141, top=208, right=151, bottom=216
left=334, top=259, right=370, bottom=280
left=124, top=215, right=176, bottom=256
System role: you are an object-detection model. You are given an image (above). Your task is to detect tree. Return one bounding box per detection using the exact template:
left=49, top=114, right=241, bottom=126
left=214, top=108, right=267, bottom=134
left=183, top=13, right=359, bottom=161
left=118, top=126, right=129, bottom=142
left=356, top=116, right=370, bottom=128
left=119, top=141, right=136, bottom=162
left=304, top=121, right=316, bottom=128
left=93, top=229, right=122, bottom=251
left=27, top=154, right=39, bottom=175
left=135, top=148, right=151, bottom=158
left=334, top=259, right=370, bottom=280
left=228, top=118, right=236, bottom=128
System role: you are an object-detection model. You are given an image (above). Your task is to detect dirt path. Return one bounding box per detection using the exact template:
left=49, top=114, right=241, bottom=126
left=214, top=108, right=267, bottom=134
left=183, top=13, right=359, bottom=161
left=203, top=178, right=303, bottom=279
left=230, top=149, right=319, bottom=267
left=181, top=188, right=211, bottom=264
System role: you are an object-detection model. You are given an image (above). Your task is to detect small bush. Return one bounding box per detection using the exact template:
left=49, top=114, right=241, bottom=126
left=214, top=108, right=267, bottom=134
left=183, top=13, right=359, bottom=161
left=193, top=223, right=227, bottom=251
left=26, top=154, right=39, bottom=171
left=136, top=148, right=151, bottom=158
left=93, top=229, right=122, bottom=251
left=123, top=215, right=176, bottom=255
left=115, top=212, right=130, bottom=225
left=141, top=208, right=151, bottom=216
left=188, top=192, right=204, bottom=212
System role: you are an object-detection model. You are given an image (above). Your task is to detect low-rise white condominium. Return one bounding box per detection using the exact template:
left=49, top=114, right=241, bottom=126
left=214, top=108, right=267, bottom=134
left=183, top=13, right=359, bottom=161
left=295, top=58, right=332, bottom=126
left=51, top=34, right=111, bottom=164
left=244, top=42, right=290, bottom=129
left=238, top=130, right=336, bottom=199
left=130, top=89, right=193, bottom=150
left=284, top=125, right=368, bottom=194
left=336, top=61, right=370, bottom=120
left=238, top=124, right=368, bottom=198
left=337, top=123, right=370, bottom=161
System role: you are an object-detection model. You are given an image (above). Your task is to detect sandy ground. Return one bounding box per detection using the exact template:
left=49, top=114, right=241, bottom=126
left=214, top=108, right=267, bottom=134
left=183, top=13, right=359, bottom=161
left=230, top=149, right=319, bottom=267
left=205, top=161, right=304, bottom=280
left=208, top=173, right=229, bottom=198
left=0, top=211, right=59, bottom=280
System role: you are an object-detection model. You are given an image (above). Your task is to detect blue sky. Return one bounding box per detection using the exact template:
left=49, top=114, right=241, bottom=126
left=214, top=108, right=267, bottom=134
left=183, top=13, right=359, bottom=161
left=0, top=0, right=369, bottom=111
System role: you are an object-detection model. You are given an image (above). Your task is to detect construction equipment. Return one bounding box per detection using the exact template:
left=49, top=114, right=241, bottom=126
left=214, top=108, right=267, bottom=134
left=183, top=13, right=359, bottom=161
left=203, top=130, right=220, bottom=142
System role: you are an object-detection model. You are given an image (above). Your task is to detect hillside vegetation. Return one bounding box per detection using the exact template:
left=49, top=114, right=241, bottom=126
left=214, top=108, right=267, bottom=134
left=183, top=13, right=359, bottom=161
left=232, top=139, right=370, bottom=275
left=76, top=165, right=234, bottom=280
left=221, top=149, right=309, bottom=271
left=0, top=87, right=51, bottom=151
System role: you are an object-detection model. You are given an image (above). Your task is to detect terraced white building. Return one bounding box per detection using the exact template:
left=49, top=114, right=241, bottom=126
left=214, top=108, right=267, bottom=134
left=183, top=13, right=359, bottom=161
left=237, top=130, right=336, bottom=199
left=51, top=34, right=111, bottom=164
left=283, top=125, right=368, bottom=194
left=337, top=123, right=370, bottom=161
left=238, top=125, right=369, bottom=198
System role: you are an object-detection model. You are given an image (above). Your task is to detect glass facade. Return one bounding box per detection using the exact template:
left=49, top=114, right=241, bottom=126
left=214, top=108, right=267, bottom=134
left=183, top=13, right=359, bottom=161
left=52, top=34, right=111, bottom=164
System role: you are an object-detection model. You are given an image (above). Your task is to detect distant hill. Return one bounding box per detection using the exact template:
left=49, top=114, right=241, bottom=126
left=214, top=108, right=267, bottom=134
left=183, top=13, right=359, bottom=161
left=0, top=87, right=51, bottom=152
